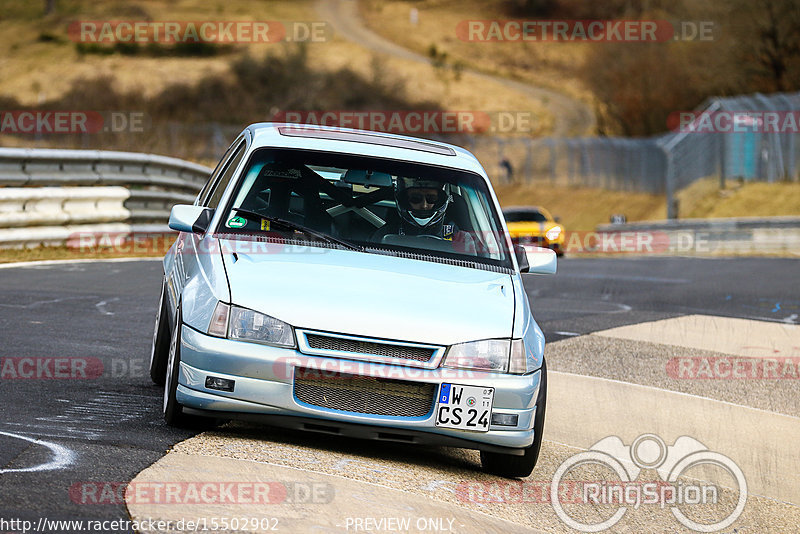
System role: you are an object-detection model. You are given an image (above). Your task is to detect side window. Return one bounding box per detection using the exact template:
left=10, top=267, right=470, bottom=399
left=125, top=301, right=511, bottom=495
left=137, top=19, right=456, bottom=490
left=196, top=140, right=239, bottom=205
left=205, top=142, right=246, bottom=209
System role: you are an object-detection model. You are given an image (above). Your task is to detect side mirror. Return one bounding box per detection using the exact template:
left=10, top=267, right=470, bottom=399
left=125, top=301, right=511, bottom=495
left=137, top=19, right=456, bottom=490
left=515, top=245, right=556, bottom=275
left=169, top=205, right=214, bottom=233
left=514, top=244, right=529, bottom=272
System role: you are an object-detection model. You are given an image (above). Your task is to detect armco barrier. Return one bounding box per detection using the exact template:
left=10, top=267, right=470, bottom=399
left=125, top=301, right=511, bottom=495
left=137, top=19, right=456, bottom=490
left=597, top=217, right=800, bottom=255
left=0, top=148, right=211, bottom=247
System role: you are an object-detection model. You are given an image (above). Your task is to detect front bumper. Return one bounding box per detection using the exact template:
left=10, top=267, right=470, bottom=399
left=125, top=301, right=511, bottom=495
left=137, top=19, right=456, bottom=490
left=511, top=235, right=563, bottom=253
left=177, top=326, right=543, bottom=451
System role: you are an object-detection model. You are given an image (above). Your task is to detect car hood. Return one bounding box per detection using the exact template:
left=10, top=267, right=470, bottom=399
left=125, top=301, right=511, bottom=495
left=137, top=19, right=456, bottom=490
left=219, top=240, right=515, bottom=346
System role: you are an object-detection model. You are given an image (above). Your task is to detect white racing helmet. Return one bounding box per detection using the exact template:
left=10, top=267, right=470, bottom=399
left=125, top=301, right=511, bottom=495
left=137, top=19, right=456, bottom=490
left=395, top=177, right=452, bottom=230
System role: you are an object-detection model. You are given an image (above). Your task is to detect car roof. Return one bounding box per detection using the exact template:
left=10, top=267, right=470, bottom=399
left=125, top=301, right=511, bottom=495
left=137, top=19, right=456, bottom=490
left=244, top=123, right=488, bottom=177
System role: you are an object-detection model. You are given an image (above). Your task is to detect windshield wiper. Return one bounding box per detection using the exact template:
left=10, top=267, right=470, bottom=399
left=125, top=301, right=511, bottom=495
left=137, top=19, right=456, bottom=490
left=232, top=208, right=364, bottom=252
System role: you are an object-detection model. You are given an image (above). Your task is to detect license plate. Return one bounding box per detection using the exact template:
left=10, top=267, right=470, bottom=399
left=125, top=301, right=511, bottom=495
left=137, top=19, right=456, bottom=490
left=434, top=383, right=494, bottom=432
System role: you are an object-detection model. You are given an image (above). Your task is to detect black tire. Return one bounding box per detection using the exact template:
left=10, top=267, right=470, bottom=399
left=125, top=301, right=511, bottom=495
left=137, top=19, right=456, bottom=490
left=163, top=307, right=192, bottom=427
left=163, top=307, right=220, bottom=429
left=480, top=360, right=547, bottom=478
left=149, top=280, right=170, bottom=386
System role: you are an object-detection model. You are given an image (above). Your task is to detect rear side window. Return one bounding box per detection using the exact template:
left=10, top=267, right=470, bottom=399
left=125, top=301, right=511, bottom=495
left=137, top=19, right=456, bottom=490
left=205, top=141, right=246, bottom=209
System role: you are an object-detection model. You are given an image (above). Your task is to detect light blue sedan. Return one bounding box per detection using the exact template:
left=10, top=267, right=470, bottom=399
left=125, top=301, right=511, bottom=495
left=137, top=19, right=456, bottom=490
left=150, top=123, right=556, bottom=477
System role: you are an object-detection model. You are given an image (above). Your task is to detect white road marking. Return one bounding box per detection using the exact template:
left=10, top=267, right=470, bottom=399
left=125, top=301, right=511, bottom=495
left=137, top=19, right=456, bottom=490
left=559, top=273, right=690, bottom=284
left=0, top=296, right=97, bottom=308
left=95, top=298, right=118, bottom=316
left=35, top=392, right=153, bottom=429
left=542, top=298, right=632, bottom=314
left=1, top=426, right=103, bottom=441
left=0, top=431, right=74, bottom=473
left=0, top=257, right=161, bottom=269
left=421, top=479, right=458, bottom=493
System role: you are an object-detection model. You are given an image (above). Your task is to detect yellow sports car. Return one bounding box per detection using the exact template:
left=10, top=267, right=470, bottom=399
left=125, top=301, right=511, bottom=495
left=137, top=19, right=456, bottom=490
left=503, top=206, right=565, bottom=256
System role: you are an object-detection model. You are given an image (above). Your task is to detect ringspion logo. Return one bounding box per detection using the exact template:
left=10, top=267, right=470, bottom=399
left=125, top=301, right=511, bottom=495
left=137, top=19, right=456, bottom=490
left=551, top=434, right=747, bottom=532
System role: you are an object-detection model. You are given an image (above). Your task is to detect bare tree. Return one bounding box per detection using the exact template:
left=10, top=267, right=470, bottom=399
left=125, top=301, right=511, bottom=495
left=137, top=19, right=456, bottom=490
left=730, top=0, right=800, bottom=91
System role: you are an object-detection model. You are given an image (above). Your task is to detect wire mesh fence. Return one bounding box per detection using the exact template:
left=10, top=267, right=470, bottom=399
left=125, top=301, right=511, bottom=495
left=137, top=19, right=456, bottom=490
left=453, top=91, right=800, bottom=218
left=457, top=135, right=669, bottom=193
left=463, top=91, right=800, bottom=193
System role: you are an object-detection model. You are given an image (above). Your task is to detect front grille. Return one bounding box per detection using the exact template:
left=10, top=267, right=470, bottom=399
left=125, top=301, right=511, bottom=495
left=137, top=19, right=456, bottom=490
left=305, top=333, right=434, bottom=362
left=293, top=368, right=435, bottom=417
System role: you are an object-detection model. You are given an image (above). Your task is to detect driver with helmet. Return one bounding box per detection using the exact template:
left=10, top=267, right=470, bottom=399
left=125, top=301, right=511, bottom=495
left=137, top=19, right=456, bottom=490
left=373, top=177, right=476, bottom=253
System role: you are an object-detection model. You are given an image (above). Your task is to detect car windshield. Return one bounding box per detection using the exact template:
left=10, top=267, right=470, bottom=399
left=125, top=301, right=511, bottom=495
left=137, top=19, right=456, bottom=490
left=217, top=148, right=513, bottom=270
left=504, top=210, right=548, bottom=223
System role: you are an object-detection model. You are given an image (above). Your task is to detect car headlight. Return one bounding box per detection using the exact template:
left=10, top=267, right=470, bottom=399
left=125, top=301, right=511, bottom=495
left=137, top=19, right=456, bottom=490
left=207, top=302, right=295, bottom=347
left=443, top=338, right=528, bottom=374
left=545, top=226, right=562, bottom=241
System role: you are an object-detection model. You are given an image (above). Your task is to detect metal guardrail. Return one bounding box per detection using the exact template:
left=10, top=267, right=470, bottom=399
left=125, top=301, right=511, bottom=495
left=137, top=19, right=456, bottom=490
left=598, top=216, right=800, bottom=232
left=595, top=217, right=800, bottom=255
left=0, top=148, right=211, bottom=247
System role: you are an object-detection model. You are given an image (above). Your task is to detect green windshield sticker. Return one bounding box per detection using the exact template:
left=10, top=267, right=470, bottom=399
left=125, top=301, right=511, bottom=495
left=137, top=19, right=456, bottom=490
left=226, top=216, right=246, bottom=228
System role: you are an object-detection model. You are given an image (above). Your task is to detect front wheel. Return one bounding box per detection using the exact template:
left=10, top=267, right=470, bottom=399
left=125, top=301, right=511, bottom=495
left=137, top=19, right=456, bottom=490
left=163, top=307, right=220, bottom=430
left=480, top=360, right=547, bottom=478
left=163, top=307, right=191, bottom=427
left=149, top=280, right=170, bottom=385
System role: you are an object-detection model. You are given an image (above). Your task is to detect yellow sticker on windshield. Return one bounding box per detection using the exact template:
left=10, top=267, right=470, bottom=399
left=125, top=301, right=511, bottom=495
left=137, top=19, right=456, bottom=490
left=261, top=219, right=270, bottom=231
left=443, top=224, right=454, bottom=241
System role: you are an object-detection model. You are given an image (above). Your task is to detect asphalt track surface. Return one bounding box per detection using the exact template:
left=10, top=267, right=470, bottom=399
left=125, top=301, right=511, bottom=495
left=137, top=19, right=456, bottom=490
left=0, top=256, right=797, bottom=531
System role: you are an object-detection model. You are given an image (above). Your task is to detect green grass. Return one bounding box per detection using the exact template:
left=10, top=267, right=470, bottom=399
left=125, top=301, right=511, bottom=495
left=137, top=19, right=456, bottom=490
left=494, top=178, right=800, bottom=231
